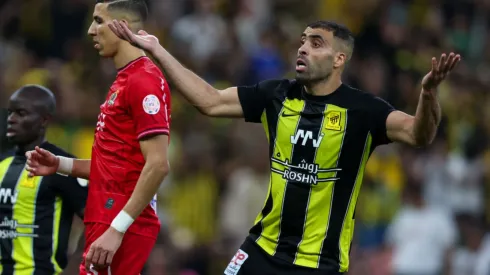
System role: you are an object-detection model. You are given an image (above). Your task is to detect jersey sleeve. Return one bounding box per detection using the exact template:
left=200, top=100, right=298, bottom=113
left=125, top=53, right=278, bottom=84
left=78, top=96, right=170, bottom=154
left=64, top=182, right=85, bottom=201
left=53, top=175, right=88, bottom=218
left=237, top=79, right=282, bottom=123
left=368, top=95, right=395, bottom=147
left=127, top=73, right=170, bottom=140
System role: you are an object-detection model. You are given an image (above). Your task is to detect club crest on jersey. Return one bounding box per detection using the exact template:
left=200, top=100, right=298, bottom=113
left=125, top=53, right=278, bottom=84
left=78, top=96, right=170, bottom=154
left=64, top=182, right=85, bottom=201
left=107, top=90, right=119, bottom=106
left=143, top=94, right=160, bottom=115
left=325, top=111, right=341, bottom=131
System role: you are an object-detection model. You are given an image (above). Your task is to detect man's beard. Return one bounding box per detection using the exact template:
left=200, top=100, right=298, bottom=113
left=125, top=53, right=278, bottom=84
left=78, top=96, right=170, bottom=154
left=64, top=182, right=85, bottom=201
left=295, top=70, right=331, bottom=85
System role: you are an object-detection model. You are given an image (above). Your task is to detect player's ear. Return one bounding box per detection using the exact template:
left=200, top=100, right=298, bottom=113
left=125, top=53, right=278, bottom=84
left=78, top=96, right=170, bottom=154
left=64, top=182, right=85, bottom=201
left=333, top=52, right=346, bottom=69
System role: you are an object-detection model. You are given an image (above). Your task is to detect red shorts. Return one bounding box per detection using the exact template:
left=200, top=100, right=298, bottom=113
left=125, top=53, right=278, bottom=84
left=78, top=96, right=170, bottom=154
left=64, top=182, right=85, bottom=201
left=79, top=222, right=156, bottom=275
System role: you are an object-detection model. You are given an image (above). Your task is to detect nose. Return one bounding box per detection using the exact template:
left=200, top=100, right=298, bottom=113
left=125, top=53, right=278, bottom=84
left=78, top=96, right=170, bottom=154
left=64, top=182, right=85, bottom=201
left=7, top=112, right=16, bottom=125
left=298, top=44, right=308, bottom=57
left=88, top=22, right=96, bottom=37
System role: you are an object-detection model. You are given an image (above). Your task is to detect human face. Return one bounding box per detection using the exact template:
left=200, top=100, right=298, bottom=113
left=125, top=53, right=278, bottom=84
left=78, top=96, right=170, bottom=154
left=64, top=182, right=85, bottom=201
left=87, top=3, right=121, bottom=57
left=295, top=27, right=345, bottom=83
left=6, top=93, right=45, bottom=146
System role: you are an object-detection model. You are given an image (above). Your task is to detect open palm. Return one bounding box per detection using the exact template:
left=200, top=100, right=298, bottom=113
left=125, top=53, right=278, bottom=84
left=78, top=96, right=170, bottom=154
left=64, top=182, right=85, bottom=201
left=109, top=20, right=159, bottom=53
left=25, top=146, right=59, bottom=177
left=422, top=52, right=461, bottom=91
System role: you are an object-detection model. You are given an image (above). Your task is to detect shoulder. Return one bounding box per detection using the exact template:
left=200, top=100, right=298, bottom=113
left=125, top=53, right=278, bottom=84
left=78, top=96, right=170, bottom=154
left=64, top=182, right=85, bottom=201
left=339, top=84, right=393, bottom=110
left=120, top=57, right=164, bottom=86
left=261, top=78, right=300, bottom=98
left=41, top=142, right=75, bottom=158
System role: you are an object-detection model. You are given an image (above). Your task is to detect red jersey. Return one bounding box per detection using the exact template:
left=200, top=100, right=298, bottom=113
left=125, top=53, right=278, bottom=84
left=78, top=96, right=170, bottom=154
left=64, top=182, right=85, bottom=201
left=84, top=56, right=171, bottom=239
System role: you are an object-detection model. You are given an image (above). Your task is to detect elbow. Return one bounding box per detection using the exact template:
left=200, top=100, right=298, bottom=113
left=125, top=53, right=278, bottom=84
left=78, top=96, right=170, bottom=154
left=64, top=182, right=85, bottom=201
left=147, top=158, right=170, bottom=177
left=412, top=132, right=435, bottom=148
left=198, top=89, right=222, bottom=117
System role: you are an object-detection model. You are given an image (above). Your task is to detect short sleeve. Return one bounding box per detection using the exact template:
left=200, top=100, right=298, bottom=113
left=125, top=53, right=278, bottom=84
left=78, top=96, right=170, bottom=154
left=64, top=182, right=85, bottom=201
left=54, top=176, right=88, bottom=218
left=127, top=73, right=170, bottom=140
left=368, top=95, right=395, bottom=146
left=237, top=80, right=282, bottom=123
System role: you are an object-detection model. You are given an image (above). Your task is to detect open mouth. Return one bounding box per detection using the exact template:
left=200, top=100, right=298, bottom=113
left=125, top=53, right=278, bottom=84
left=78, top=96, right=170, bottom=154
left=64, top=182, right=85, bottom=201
left=5, top=128, right=16, bottom=137
left=296, top=58, right=307, bottom=72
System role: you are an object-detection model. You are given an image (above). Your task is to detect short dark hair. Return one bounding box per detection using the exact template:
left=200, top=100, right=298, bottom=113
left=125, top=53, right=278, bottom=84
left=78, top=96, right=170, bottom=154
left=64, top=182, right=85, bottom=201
left=96, top=0, right=148, bottom=23
left=14, top=85, right=56, bottom=117
left=307, top=20, right=355, bottom=61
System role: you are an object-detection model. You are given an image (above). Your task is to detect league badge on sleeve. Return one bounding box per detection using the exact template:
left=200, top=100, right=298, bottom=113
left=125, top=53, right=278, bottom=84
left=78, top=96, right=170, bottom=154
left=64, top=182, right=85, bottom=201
left=142, top=94, right=160, bottom=115
left=108, top=90, right=119, bottom=106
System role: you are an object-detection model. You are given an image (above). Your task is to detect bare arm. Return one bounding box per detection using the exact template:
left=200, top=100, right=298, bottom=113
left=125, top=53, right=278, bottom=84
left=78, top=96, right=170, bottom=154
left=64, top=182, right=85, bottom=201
left=26, top=147, right=92, bottom=180
left=150, top=47, right=242, bottom=117
left=120, top=134, right=169, bottom=220
left=70, top=159, right=91, bottom=179
left=386, top=90, right=441, bottom=147
left=386, top=53, right=460, bottom=147
left=109, top=20, right=243, bottom=118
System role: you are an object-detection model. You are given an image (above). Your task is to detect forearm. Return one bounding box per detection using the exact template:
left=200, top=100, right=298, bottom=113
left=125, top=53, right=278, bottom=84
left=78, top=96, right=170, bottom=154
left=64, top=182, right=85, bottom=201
left=121, top=160, right=168, bottom=220
left=57, top=157, right=91, bottom=179
left=150, top=46, right=220, bottom=113
left=412, top=89, right=441, bottom=146
left=71, top=159, right=91, bottom=179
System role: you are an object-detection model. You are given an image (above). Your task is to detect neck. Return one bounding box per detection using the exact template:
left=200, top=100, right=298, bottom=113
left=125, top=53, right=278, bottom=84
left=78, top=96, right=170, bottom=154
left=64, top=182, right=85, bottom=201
left=17, top=136, right=45, bottom=154
left=304, top=72, right=342, bottom=96
left=113, top=43, right=146, bottom=70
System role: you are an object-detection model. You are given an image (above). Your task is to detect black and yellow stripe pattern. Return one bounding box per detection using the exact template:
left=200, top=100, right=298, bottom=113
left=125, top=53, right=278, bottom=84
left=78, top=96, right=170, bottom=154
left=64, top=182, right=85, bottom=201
left=242, top=81, right=384, bottom=273
left=0, top=143, right=86, bottom=275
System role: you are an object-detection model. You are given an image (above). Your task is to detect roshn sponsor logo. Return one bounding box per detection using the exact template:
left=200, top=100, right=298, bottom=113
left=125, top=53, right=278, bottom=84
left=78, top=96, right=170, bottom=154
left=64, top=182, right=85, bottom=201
left=271, top=158, right=341, bottom=186
left=0, top=217, right=39, bottom=239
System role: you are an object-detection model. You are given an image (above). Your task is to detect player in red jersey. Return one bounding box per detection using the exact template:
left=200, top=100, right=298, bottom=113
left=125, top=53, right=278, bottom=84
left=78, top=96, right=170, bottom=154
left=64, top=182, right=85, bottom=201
left=24, top=1, right=171, bottom=274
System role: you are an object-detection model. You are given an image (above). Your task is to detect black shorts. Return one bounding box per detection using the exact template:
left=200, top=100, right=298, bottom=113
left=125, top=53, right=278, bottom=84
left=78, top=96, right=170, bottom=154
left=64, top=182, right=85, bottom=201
left=223, top=238, right=344, bottom=275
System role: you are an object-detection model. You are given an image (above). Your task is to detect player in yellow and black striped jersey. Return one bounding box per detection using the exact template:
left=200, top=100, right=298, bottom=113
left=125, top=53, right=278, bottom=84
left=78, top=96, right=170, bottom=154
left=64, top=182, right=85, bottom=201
left=109, top=19, right=461, bottom=275
left=1, top=85, right=88, bottom=275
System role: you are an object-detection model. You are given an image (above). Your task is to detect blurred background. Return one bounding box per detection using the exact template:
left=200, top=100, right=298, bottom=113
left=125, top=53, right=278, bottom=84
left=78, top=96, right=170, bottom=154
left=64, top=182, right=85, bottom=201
left=1, top=0, right=490, bottom=274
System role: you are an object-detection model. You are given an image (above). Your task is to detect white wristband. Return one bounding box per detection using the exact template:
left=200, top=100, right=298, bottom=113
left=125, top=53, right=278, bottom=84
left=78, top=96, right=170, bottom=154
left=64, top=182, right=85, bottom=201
left=56, top=156, right=74, bottom=176
left=111, top=211, right=134, bottom=233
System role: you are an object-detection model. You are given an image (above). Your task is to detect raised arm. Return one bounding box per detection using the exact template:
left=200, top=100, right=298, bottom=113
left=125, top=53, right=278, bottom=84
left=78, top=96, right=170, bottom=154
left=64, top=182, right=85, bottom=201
left=109, top=20, right=243, bottom=118
left=386, top=53, right=460, bottom=147
left=26, top=147, right=91, bottom=179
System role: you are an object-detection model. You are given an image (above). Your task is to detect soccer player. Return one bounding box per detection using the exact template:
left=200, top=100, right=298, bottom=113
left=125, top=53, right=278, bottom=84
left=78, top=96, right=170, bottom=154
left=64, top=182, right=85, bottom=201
left=1, top=85, right=87, bottom=274
left=25, top=1, right=171, bottom=275
left=110, top=20, right=460, bottom=274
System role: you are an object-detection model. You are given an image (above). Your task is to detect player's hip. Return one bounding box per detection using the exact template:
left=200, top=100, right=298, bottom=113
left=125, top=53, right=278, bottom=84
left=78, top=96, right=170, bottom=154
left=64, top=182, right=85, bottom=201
left=224, top=237, right=345, bottom=275
left=81, top=223, right=157, bottom=275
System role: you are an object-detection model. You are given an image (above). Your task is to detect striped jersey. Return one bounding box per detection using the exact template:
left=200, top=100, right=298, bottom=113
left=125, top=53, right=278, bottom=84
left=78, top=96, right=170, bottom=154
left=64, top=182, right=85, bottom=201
left=237, top=79, right=395, bottom=272
left=0, top=142, right=87, bottom=275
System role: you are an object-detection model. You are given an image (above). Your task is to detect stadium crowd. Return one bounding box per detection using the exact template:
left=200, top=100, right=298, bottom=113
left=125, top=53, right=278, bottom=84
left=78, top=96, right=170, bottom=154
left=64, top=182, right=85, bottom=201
left=1, top=0, right=490, bottom=274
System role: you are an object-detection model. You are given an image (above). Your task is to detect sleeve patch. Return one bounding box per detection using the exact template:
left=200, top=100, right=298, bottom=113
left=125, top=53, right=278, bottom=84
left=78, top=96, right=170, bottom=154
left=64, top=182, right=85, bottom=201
left=142, top=94, right=160, bottom=115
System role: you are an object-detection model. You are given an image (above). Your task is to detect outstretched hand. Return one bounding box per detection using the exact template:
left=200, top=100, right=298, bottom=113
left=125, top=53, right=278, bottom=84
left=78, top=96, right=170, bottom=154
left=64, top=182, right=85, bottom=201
left=25, top=146, right=59, bottom=177
left=109, top=20, right=160, bottom=54
left=422, top=52, right=461, bottom=92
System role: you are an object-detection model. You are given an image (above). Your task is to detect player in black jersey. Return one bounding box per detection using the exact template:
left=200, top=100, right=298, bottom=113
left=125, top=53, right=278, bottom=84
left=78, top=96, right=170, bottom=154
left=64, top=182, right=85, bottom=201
left=1, top=85, right=87, bottom=275
left=110, top=20, right=460, bottom=274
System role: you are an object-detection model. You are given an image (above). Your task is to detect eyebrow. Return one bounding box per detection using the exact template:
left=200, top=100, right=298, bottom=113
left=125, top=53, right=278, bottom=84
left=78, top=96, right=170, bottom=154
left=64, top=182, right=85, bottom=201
left=301, top=33, right=325, bottom=42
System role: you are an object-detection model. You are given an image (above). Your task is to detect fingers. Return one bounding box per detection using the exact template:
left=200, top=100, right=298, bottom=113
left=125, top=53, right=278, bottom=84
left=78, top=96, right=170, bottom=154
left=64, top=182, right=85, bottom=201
left=120, top=21, right=136, bottom=41
left=36, top=147, right=50, bottom=158
left=138, top=30, right=148, bottom=36
left=448, top=54, right=461, bottom=71
left=106, top=251, right=114, bottom=266
left=108, top=21, right=121, bottom=38
left=437, top=53, right=446, bottom=73
left=439, top=52, right=462, bottom=73
left=85, top=245, right=95, bottom=271
left=431, top=57, right=437, bottom=75
left=97, top=251, right=108, bottom=266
